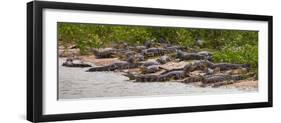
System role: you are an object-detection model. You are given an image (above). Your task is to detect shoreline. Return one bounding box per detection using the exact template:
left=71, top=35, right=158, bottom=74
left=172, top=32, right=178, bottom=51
left=58, top=62, right=249, bottom=99
left=59, top=56, right=258, bottom=97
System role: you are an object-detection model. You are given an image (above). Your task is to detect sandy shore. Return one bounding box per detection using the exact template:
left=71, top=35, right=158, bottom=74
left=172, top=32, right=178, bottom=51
left=222, top=80, right=258, bottom=91
left=76, top=55, right=258, bottom=91
left=79, top=55, right=120, bottom=66
left=58, top=63, right=244, bottom=99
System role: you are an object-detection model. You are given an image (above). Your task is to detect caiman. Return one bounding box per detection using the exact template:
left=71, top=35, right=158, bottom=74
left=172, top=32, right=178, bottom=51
left=202, top=75, right=245, bottom=84
left=62, top=58, right=91, bottom=68
left=92, top=48, right=117, bottom=58
left=123, top=64, right=192, bottom=82
left=176, top=50, right=209, bottom=61
left=86, top=61, right=141, bottom=72
left=156, top=55, right=171, bottom=64
left=141, top=48, right=168, bottom=57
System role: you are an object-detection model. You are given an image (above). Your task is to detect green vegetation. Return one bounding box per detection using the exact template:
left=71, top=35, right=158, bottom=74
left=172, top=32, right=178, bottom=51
left=58, top=22, right=258, bottom=73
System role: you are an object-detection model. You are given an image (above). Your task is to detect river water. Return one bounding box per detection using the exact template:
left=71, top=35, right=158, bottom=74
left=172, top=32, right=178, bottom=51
left=58, top=58, right=247, bottom=100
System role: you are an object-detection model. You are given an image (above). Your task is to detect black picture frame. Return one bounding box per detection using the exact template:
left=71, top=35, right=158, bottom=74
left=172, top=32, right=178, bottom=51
left=27, top=1, right=273, bottom=122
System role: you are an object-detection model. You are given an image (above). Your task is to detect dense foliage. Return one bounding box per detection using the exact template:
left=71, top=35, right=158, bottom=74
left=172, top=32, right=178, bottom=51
left=58, top=22, right=258, bottom=71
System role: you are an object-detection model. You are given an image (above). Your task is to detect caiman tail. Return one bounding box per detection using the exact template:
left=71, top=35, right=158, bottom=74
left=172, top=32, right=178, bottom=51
left=122, top=72, right=136, bottom=80
left=86, top=66, right=111, bottom=72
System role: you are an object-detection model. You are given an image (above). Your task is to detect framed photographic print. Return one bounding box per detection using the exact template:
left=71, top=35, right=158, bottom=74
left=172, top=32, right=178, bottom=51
left=27, top=1, right=273, bottom=122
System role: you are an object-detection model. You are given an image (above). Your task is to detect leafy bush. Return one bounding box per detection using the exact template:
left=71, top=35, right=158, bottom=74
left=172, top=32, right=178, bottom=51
left=213, top=44, right=258, bottom=69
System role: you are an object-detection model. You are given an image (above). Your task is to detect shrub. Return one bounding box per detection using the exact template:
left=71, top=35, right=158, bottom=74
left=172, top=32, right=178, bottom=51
left=213, top=44, right=258, bottom=70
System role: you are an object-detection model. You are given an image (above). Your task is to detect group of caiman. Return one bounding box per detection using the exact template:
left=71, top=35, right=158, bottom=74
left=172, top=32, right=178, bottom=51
left=61, top=40, right=255, bottom=87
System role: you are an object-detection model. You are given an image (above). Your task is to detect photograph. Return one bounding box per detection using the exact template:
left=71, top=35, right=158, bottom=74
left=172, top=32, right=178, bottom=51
left=58, top=22, right=259, bottom=99
left=26, top=1, right=273, bottom=122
